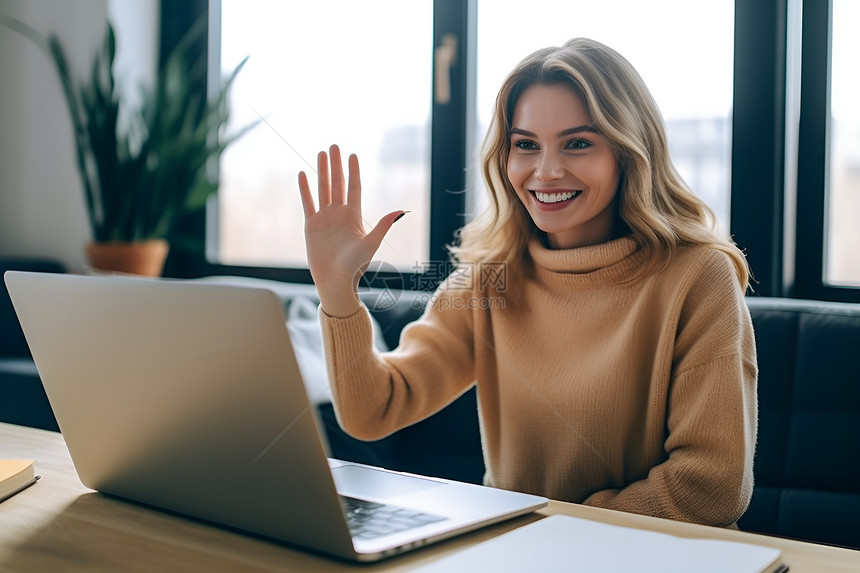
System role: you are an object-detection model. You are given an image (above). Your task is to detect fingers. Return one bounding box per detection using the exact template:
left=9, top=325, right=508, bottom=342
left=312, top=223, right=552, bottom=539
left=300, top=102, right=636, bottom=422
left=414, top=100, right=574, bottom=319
left=329, top=145, right=346, bottom=204
left=302, top=145, right=360, bottom=214
left=317, top=150, right=331, bottom=207
left=366, top=210, right=408, bottom=251
left=298, top=171, right=315, bottom=219
left=347, top=153, right=361, bottom=208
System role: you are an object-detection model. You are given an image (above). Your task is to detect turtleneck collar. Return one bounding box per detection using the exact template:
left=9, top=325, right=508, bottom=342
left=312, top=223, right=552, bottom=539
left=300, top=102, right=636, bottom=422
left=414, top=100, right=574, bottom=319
left=528, top=234, right=643, bottom=285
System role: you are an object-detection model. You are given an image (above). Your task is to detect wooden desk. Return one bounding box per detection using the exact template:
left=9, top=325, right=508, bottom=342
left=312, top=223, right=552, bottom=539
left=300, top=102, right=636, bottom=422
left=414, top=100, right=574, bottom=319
left=1, top=422, right=858, bottom=572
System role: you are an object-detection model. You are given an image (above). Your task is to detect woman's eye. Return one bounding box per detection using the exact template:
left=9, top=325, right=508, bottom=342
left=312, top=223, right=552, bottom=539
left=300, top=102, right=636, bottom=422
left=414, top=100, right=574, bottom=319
left=566, top=139, right=591, bottom=150
left=513, top=140, right=539, bottom=150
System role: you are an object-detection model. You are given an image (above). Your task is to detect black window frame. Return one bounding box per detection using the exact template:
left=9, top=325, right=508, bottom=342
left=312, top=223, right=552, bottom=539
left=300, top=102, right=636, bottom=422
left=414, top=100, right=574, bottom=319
left=162, top=0, right=860, bottom=304
left=161, top=0, right=471, bottom=293
left=793, top=0, right=858, bottom=302
left=732, top=0, right=859, bottom=303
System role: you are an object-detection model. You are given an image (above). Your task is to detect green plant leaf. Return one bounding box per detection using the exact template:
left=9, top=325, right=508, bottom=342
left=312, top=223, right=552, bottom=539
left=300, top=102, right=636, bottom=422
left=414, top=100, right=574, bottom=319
left=3, top=15, right=258, bottom=242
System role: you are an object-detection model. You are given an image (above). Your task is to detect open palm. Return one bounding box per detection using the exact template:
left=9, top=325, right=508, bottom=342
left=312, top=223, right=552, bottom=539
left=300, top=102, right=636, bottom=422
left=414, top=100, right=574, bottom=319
left=298, top=145, right=403, bottom=316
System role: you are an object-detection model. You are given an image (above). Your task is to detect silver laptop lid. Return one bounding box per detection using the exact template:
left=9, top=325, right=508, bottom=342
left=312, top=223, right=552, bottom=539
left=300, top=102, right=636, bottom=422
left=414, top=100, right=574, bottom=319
left=4, top=271, right=355, bottom=558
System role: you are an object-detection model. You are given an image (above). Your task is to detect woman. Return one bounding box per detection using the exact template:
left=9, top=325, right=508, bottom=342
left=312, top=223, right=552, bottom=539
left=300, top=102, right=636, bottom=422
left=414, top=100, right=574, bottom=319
left=298, top=38, right=757, bottom=526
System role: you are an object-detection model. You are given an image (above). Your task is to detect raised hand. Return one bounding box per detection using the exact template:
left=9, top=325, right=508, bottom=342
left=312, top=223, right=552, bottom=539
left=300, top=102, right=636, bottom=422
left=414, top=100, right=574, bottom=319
left=298, top=144, right=405, bottom=317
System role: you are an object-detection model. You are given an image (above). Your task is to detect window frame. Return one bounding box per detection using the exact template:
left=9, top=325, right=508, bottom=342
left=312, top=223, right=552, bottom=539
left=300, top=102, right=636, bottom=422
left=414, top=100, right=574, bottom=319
left=162, top=0, right=472, bottom=292
left=730, top=0, right=790, bottom=299
left=793, top=0, right=859, bottom=302
left=163, top=0, right=860, bottom=303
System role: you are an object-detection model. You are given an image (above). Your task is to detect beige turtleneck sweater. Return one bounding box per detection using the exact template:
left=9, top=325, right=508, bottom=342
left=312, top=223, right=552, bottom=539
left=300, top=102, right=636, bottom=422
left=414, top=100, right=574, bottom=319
left=319, top=236, right=757, bottom=526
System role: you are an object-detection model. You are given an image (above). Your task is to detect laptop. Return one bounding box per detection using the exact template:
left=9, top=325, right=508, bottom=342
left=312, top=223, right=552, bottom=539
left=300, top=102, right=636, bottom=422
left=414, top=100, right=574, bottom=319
left=4, top=271, right=546, bottom=562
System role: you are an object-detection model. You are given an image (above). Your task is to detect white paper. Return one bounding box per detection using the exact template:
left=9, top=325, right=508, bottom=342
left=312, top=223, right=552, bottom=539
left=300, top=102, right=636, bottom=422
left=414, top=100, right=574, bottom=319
left=412, top=515, right=783, bottom=573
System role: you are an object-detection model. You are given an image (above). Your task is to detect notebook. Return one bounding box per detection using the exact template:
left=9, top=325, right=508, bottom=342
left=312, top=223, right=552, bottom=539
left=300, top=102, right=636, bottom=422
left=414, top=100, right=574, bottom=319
left=4, top=271, right=546, bottom=562
left=0, top=459, right=39, bottom=503
left=409, top=515, right=787, bottom=573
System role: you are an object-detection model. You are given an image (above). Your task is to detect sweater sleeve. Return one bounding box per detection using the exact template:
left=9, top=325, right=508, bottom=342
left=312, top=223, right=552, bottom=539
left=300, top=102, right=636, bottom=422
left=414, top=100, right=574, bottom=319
left=319, top=282, right=478, bottom=441
left=583, top=251, right=758, bottom=526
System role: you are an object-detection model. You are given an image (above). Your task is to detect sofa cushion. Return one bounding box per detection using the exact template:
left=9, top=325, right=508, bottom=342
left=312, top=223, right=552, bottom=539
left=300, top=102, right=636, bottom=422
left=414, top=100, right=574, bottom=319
left=741, top=297, right=860, bottom=549
left=0, top=358, right=59, bottom=431
left=1, top=259, right=66, bottom=431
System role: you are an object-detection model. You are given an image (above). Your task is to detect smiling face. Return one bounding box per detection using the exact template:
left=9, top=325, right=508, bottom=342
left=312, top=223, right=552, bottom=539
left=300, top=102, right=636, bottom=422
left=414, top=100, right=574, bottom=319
left=507, top=82, right=622, bottom=250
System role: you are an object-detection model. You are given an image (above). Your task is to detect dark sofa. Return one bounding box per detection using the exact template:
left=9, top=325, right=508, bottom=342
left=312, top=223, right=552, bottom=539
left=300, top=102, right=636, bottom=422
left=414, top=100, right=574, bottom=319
left=2, top=266, right=859, bottom=549
left=738, top=297, right=860, bottom=549
left=0, top=258, right=65, bottom=431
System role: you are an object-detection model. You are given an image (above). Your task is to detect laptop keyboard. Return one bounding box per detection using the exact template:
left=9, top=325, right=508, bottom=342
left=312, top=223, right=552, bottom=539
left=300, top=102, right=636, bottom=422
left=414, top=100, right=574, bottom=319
left=341, top=496, right=447, bottom=540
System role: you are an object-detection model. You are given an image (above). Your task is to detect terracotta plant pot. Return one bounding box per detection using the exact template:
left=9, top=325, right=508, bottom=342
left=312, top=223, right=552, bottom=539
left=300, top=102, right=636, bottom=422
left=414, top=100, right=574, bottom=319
left=85, top=240, right=169, bottom=277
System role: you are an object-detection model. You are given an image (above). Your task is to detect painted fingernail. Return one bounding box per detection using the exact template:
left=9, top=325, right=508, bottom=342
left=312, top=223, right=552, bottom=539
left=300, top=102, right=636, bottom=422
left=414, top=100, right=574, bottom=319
left=394, top=211, right=409, bottom=223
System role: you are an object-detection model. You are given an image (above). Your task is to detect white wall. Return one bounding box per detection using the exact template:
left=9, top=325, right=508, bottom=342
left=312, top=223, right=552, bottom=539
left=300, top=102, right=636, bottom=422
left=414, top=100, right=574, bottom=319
left=0, top=0, right=159, bottom=271
left=108, top=0, right=160, bottom=139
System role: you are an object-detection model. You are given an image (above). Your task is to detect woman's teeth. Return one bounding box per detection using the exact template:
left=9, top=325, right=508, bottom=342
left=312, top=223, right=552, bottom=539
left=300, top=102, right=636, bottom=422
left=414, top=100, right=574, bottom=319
left=534, top=190, right=581, bottom=204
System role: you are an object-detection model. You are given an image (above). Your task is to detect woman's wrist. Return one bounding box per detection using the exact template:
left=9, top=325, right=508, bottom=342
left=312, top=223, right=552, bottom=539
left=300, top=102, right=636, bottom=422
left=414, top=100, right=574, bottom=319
left=316, top=283, right=362, bottom=318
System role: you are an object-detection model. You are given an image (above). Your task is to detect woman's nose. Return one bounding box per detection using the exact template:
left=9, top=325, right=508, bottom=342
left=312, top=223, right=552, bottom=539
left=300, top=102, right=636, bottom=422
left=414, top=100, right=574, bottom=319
left=535, top=151, right=564, bottom=181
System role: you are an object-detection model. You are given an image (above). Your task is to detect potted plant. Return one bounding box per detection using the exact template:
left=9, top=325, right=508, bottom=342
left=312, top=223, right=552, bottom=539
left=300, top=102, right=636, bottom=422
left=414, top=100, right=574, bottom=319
left=2, top=16, right=255, bottom=276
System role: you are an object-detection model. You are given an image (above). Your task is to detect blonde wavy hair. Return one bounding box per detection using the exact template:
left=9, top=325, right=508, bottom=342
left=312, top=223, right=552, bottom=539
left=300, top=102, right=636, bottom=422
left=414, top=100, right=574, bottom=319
left=450, top=38, right=750, bottom=304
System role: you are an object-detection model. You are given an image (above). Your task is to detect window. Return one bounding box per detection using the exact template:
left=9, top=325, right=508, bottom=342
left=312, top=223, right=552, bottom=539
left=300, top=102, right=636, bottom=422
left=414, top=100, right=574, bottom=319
left=826, top=0, right=860, bottom=287
left=210, top=0, right=734, bottom=277
left=794, top=0, right=860, bottom=302
left=215, top=0, right=433, bottom=270
left=173, top=0, right=859, bottom=302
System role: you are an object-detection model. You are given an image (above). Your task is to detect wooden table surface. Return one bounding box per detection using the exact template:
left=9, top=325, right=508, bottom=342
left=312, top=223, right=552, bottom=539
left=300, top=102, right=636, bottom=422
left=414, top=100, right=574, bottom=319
left=1, top=422, right=859, bottom=572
